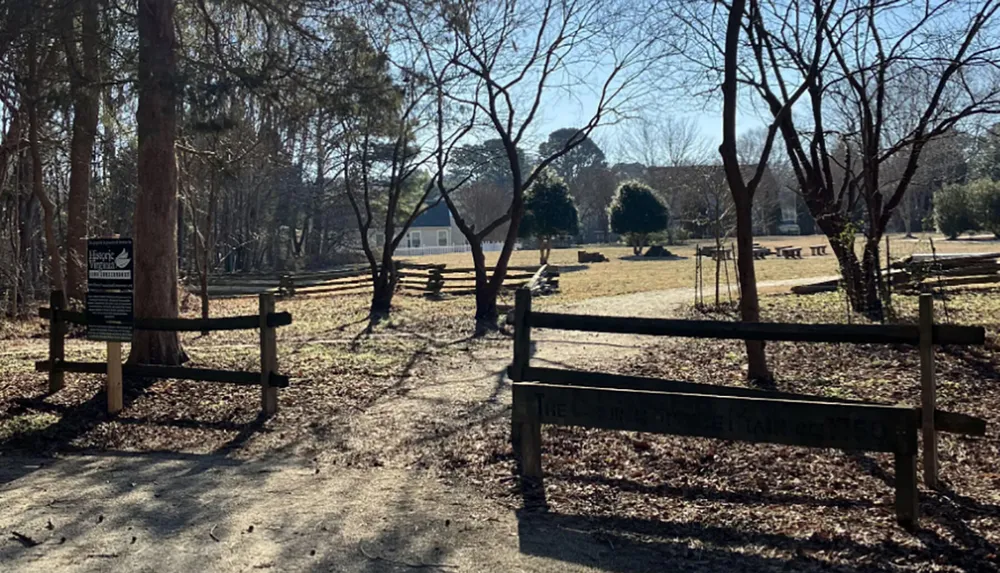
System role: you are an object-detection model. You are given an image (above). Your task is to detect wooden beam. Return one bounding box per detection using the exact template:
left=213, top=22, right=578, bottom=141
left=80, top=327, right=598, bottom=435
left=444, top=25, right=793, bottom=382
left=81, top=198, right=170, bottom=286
left=512, top=383, right=917, bottom=453
left=39, top=308, right=292, bottom=331
left=519, top=366, right=985, bottom=436
left=527, top=312, right=984, bottom=346
left=260, top=293, right=279, bottom=416
left=35, top=361, right=289, bottom=387
left=48, top=291, right=65, bottom=393
left=920, top=294, right=938, bottom=488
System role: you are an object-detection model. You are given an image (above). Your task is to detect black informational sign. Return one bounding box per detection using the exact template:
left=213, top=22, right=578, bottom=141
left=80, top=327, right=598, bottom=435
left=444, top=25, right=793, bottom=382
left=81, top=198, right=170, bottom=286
left=86, top=291, right=134, bottom=342
left=87, top=238, right=134, bottom=342
left=87, top=238, right=134, bottom=291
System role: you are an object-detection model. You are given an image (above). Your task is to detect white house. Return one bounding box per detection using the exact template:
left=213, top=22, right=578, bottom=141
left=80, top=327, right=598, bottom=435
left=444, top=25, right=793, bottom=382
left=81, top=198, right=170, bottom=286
left=403, top=201, right=464, bottom=249
left=370, top=202, right=518, bottom=257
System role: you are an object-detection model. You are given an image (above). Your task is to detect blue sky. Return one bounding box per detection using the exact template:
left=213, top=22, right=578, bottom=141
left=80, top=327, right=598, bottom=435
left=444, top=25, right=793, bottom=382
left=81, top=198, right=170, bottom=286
left=526, top=99, right=766, bottom=165
left=518, top=69, right=767, bottom=165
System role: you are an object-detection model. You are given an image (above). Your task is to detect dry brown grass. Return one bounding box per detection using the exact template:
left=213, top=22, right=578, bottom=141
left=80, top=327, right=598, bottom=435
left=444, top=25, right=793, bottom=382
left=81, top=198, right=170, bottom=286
left=403, top=233, right=1000, bottom=303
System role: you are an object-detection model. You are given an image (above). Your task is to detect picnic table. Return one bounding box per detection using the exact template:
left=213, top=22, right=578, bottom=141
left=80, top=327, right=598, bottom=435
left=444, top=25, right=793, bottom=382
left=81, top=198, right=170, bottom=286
left=781, top=247, right=803, bottom=259
left=753, top=247, right=769, bottom=260
left=699, top=246, right=733, bottom=261
left=810, top=245, right=828, bottom=256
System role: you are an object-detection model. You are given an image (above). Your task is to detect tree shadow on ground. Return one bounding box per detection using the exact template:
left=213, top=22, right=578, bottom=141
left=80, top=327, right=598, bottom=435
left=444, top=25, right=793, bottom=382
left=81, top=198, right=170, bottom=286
left=513, top=489, right=999, bottom=573
left=516, top=510, right=869, bottom=573
left=506, top=444, right=999, bottom=573
left=0, top=451, right=490, bottom=572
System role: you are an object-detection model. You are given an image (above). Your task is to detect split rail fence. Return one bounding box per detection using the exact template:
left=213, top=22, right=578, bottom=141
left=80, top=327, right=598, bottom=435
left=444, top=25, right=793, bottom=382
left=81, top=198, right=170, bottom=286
left=36, top=292, right=291, bottom=417
left=395, top=263, right=558, bottom=296
left=201, top=262, right=560, bottom=300
left=508, top=289, right=987, bottom=530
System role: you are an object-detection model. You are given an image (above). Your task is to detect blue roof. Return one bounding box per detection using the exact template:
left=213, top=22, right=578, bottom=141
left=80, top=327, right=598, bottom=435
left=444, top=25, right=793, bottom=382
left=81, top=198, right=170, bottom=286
left=412, top=201, right=451, bottom=227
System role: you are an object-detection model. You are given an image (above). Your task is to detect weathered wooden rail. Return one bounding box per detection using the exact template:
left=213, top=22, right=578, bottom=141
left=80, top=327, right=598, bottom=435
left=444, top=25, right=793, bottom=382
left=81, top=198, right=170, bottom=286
left=36, top=292, right=291, bottom=417
left=508, top=289, right=987, bottom=530
left=397, top=263, right=555, bottom=296
left=195, top=262, right=559, bottom=299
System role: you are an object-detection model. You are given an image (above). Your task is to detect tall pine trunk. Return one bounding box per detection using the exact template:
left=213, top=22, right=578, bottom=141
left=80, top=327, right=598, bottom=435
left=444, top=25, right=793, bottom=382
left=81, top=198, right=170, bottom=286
left=64, top=0, right=101, bottom=303
left=131, top=0, right=181, bottom=364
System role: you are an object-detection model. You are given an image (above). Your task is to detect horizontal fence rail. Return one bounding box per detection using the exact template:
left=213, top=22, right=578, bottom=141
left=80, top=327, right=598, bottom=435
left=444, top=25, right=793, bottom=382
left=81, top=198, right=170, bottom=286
left=39, top=291, right=292, bottom=418
left=527, top=312, right=985, bottom=346
left=35, top=361, right=290, bottom=388
left=40, top=308, right=293, bottom=331
left=513, top=382, right=918, bottom=454
left=507, top=288, right=989, bottom=531
left=517, top=365, right=986, bottom=436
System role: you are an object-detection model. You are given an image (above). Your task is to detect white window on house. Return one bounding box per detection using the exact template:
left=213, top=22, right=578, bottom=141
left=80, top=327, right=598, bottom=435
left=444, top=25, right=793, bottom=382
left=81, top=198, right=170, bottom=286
left=374, top=232, right=385, bottom=246
left=437, top=229, right=449, bottom=246
left=408, top=231, right=422, bottom=248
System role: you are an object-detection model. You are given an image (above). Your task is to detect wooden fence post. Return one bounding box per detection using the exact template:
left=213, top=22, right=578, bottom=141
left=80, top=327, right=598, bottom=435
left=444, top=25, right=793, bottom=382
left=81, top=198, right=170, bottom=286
left=107, top=341, right=123, bottom=414
left=48, top=290, right=65, bottom=393
left=259, top=293, right=278, bottom=416
left=919, top=293, right=938, bottom=488
left=885, top=235, right=892, bottom=310
left=511, top=288, right=532, bottom=381
left=894, top=450, right=919, bottom=530
left=426, top=266, right=444, bottom=296
left=521, top=404, right=543, bottom=479
left=511, top=288, right=537, bottom=470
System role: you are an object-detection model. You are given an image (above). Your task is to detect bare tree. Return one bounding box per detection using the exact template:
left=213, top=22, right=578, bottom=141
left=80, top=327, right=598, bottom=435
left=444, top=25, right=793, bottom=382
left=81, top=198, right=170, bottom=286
left=731, top=0, right=1000, bottom=318
left=618, top=115, right=711, bottom=168
left=712, top=0, right=809, bottom=382
left=341, top=3, right=476, bottom=319
left=436, top=0, right=673, bottom=331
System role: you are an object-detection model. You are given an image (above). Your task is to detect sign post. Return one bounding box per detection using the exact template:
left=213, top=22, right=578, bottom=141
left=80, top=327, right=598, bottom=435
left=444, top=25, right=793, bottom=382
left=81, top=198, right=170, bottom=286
left=87, top=237, right=133, bottom=414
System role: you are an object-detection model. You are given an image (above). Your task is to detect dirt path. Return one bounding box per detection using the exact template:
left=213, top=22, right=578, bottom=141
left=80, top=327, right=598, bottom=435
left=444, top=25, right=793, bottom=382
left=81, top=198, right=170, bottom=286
left=0, top=276, right=833, bottom=572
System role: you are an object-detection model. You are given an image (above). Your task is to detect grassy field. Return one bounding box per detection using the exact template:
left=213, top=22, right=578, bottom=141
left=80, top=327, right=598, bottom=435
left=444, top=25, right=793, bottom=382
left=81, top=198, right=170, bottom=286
left=403, top=232, right=1000, bottom=302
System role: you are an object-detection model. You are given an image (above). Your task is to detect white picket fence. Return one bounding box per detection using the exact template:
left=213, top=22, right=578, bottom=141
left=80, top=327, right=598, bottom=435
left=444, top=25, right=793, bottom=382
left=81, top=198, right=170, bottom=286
left=394, top=241, right=512, bottom=258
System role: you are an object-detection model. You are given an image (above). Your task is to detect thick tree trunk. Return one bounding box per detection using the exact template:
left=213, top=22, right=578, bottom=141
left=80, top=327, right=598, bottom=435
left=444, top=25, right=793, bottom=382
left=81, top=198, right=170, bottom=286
left=64, top=0, right=101, bottom=303
left=475, top=281, right=500, bottom=333
left=817, top=213, right=884, bottom=321
left=859, top=237, right=884, bottom=320
left=370, top=261, right=398, bottom=321
left=370, top=276, right=394, bottom=320
left=131, top=0, right=181, bottom=365
left=468, top=239, right=499, bottom=335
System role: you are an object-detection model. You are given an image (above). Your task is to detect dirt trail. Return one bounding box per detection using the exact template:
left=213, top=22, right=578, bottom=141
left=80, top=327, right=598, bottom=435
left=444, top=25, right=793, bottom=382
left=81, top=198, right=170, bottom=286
left=0, top=276, right=832, bottom=572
